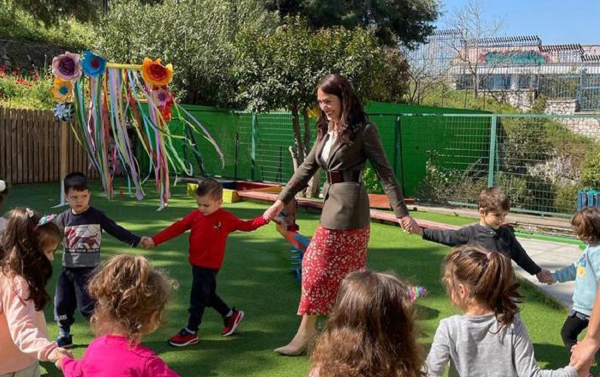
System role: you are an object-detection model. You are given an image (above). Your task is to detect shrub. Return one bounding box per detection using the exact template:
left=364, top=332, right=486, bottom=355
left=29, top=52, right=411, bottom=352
left=362, top=166, right=384, bottom=194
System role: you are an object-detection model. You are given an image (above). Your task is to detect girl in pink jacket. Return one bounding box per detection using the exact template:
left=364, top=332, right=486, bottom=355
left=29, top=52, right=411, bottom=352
left=57, top=254, right=180, bottom=377
left=0, top=208, right=68, bottom=376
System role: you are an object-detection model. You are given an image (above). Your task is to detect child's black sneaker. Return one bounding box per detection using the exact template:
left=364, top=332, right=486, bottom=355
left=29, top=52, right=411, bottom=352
left=56, top=334, right=73, bottom=348
left=221, top=309, right=244, bottom=336
left=168, top=328, right=199, bottom=347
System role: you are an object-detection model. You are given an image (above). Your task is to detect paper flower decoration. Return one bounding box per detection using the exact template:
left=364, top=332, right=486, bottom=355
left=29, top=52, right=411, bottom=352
left=141, top=58, right=173, bottom=87
left=409, top=286, right=427, bottom=302
left=51, top=78, right=73, bottom=103
left=54, top=103, right=73, bottom=121
left=52, top=52, right=82, bottom=81
left=81, top=51, right=106, bottom=77
left=154, top=87, right=174, bottom=121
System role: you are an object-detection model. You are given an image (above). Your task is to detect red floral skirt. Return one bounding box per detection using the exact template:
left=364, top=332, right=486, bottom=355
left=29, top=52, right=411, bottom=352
left=298, top=225, right=370, bottom=315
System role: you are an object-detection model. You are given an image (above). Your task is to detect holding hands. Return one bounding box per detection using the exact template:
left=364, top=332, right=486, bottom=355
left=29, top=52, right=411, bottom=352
left=139, top=236, right=155, bottom=249
left=536, top=269, right=554, bottom=285
left=399, top=216, right=421, bottom=235
left=264, top=200, right=285, bottom=222
left=50, top=347, right=73, bottom=370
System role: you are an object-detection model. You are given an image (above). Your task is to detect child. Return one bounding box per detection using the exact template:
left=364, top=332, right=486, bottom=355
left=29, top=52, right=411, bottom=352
left=53, top=172, right=144, bottom=348
left=309, top=270, right=426, bottom=377
left=0, top=208, right=71, bottom=376
left=0, top=179, right=8, bottom=234
left=146, top=178, right=268, bottom=347
left=413, top=187, right=552, bottom=284
left=550, top=207, right=600, bottom=368
left=425, top=244, right=582, bottom=377
left=57, top=254, right=180, bottom=377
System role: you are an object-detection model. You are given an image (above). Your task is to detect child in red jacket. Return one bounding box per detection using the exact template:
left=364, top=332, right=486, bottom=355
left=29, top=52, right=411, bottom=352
left=145, top=178, right=268, bottom=347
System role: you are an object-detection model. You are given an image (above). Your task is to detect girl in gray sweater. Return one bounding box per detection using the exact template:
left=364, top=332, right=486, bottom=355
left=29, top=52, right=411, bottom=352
left=425, top=244, right=584, bottom=377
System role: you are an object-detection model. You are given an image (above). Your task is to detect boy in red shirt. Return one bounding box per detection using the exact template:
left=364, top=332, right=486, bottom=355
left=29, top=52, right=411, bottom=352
left=145, top=178, right=268, bottom=347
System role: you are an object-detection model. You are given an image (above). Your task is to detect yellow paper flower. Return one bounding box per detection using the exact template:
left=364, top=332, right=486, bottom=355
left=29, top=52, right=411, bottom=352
left=141, top=58, right=174, bottom=87
left=50, top=77, right=73, bottom=103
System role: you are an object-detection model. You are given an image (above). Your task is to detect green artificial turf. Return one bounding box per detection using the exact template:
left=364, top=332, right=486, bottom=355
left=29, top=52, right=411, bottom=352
left=3, top=181, right=575, bottom=376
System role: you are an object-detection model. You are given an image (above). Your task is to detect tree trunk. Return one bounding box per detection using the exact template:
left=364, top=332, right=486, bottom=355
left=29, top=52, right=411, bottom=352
left=290, top=102, right=305, bottom=164
left=290, top=102, right=307, bottom=197
left=302, top=108, right=321, bottom=198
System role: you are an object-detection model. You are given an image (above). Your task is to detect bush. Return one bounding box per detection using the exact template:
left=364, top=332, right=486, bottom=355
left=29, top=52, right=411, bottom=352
left=362, top=166, right=384, bottom=194
left=0, top=70, right=54, bottom=110
left=0, top=4, right=94, bottom=50
left=581, top=151, right=600, bottom=188
left=554, top=183, right=582, bottom=214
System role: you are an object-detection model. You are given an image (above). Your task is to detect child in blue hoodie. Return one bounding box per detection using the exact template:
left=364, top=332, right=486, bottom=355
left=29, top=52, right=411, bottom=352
left=551, top=207, right=600, bottom=368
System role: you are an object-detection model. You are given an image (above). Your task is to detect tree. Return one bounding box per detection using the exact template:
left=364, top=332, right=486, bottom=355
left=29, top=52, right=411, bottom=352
left=233, top=17, right=406, bottom=197
left=443, top=0, right=505, bottom=98
left=98, top=0, right=278, bottom=106
left=402, top=30, right=455, bottom=104
left=265, top=0, right=440, bottom=47
left=233, top=17, right=389, bottom=164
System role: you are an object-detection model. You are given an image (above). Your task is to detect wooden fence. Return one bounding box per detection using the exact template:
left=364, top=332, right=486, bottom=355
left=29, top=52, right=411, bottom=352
left=0, top=107, right=98, bottom=184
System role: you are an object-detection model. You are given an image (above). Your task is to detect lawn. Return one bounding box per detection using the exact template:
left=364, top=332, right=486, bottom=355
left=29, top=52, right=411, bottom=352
left=3, top=181, right=573, bottom=376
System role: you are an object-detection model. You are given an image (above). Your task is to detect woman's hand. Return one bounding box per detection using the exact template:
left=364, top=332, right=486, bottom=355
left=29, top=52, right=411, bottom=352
left=264, top=200, right=285, bottom=221
left=570, top=337, right=598, bottom=374
left=398, top=216, right=419, bottom=234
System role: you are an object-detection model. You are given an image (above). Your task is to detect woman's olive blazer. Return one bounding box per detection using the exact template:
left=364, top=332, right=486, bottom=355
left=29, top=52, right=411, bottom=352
left=278, top=123, right=409, bottom=230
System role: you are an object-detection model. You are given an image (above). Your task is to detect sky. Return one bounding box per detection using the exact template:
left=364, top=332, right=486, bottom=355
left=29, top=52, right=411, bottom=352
left=436, top=0, right=600, bottom=45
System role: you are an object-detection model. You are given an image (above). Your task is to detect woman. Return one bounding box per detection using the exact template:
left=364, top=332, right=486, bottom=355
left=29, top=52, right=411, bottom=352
left=263, top=74, right=418, bottom=356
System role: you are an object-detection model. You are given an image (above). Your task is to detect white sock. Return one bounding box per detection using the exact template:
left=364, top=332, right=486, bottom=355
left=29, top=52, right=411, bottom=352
left=185, top=328, right=196, bottom=334
left=225, top=310, right=233, bottom=318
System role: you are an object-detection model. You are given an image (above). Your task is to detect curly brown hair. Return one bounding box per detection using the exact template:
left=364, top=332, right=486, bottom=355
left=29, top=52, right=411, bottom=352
left=88, top=255, right=176, bottom=343
left=315, top=74, right=369, bottom=145
left=1, top=208, right=62, bottom=310
left=310, top=270, right=426, bottom=377
left=443, top=245, right=522, bottom=328
left=571, top=207, right=600, bottom=245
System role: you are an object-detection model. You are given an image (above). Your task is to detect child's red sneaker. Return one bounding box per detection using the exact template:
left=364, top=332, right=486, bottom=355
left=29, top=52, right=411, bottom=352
left=221, top=309, right=244, bottom=336
left=168, top=328, right=199, bottom=347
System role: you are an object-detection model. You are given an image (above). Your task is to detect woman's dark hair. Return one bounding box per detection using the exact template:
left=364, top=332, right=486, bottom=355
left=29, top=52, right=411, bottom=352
left=311, top=270, right=426, bottom=377
left=316, top=74, right=368, bottom=144
left=443, top=244, right=522, bottom=328
left=1, top=208, right=62, bottom=310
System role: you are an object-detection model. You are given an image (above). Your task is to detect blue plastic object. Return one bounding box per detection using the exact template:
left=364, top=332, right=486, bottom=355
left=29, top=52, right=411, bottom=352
left=578, top=189, right=599, bottom=211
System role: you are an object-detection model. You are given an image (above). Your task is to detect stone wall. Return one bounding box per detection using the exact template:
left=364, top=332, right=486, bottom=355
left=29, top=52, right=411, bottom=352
left=0, top=38, right=68, bottom=70
left=545, top=99, right=578, bottom=115
left=558, top=116, right=600, bottom=142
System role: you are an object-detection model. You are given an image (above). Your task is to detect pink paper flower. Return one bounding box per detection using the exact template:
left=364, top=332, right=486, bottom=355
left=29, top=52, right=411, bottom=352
left=52, top=52, right=82, bottom=81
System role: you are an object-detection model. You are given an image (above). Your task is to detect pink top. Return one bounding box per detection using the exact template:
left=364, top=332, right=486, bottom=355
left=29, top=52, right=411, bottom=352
left=62, top=335, right=180, bottom=377
left=0, top=271, right=58, bottom=374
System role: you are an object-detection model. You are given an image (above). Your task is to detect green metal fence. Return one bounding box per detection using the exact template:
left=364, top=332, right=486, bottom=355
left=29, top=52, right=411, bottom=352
left=170, top=104, right=600, bottom=216
left=402, top=113, right=600, bottom=216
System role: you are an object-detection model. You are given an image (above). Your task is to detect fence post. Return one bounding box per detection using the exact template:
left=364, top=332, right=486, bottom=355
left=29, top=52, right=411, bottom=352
left=394, top=115, right=405, bottom=195
left=234, top=132, right=239, bottom=181
left=251, top=114, right=257, bottom=181
left=487, top=115, right=498, bottom=188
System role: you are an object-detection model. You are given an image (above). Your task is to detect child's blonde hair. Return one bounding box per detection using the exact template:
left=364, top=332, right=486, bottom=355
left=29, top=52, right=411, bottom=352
left=571, top=207, right=600, bottom=245
left=88, top=255, right=176, bottom=343
left=443, top=244, right=522, bottom=328
left=311, top=270, right=425, bottom=377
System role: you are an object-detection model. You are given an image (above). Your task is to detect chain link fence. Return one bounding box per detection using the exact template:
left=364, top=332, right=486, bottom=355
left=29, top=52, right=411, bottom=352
left=171, top=105, right=600, bottom=216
